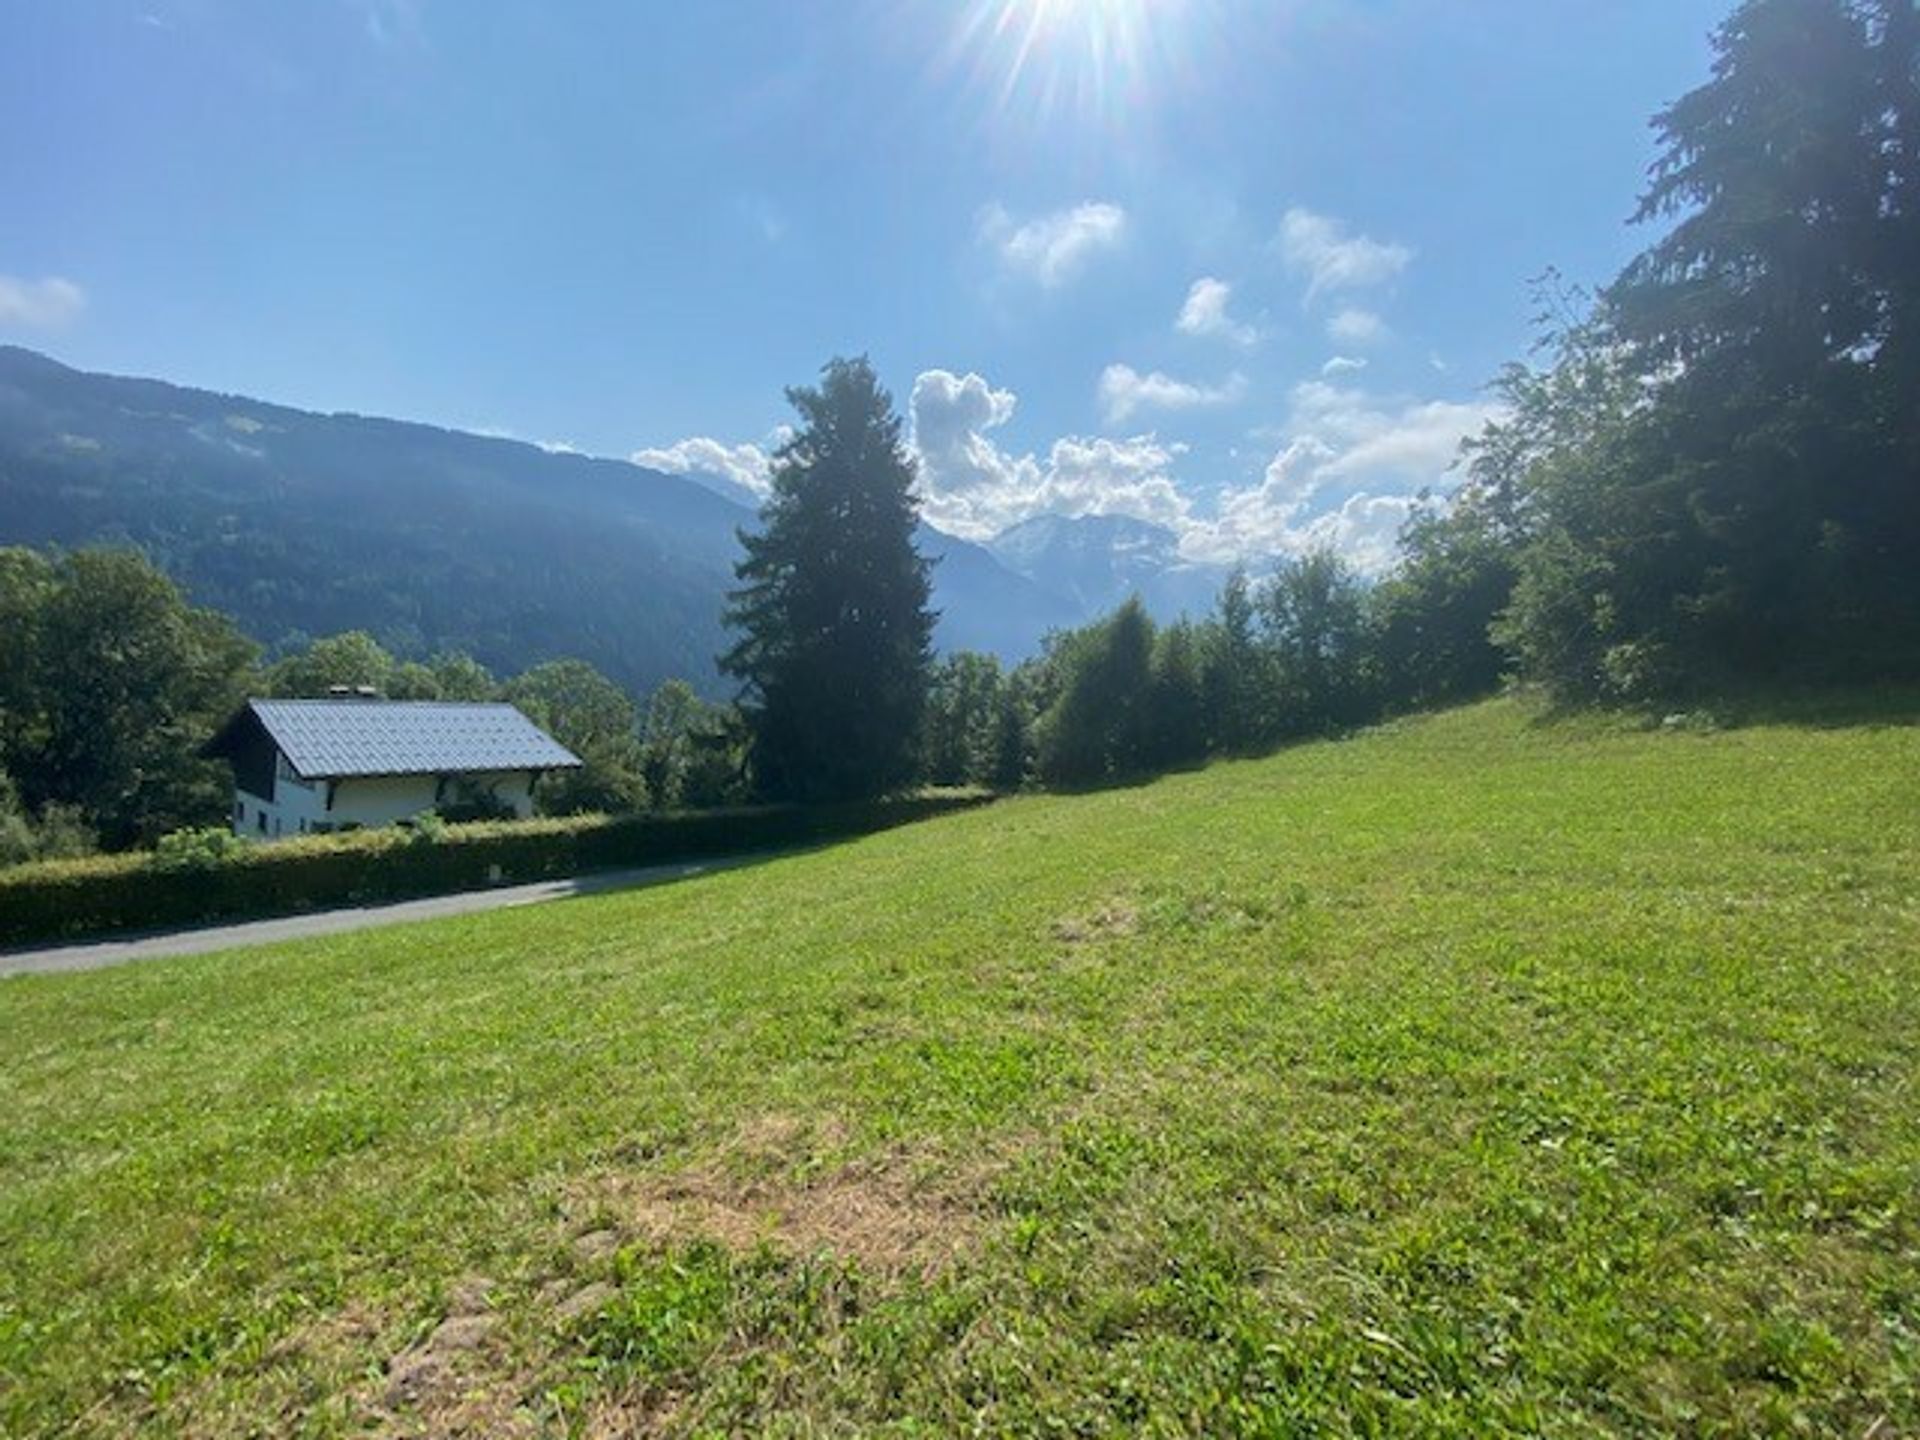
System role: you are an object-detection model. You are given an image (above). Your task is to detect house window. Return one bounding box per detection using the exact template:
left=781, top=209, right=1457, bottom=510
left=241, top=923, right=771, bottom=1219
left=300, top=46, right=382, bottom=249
left=234, top=799, right=244, bottom=824
left=257, top=810, right=268, bottom=835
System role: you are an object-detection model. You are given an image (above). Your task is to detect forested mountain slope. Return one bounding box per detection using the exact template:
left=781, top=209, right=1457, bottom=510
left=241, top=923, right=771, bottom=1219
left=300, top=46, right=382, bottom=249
left=0, top=348, right=1082, bottom=691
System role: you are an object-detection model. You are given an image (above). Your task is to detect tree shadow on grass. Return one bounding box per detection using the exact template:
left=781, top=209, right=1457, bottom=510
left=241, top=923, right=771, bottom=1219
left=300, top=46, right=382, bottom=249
left=1705, top=682, right=1920, bottom=731
left=1517, top=680, right=1920, bottom=734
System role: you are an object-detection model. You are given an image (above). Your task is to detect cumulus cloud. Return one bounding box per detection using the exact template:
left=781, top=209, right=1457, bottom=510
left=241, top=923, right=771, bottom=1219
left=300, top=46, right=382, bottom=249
left=910, top=365, right=1488, bottom=573
left=1097, top=364, right=1246, bottom=424
left=1327, top=307, right=1387, bottom=346
left=909, top=367, right=1192, bottom=538
left=0, top=275, right=86, bottom=331
left=979, top=201, right=1126, bottom=287
left=1184, top=381, right=1494, bottom=571
left=648, top=367, right=1491, bottom=578
left=1277, top=208, right=1411, bottom=301
left=630, top=435, right=776, bottom=501
left=1321, top=355, right=1368, bottom=376
left=1175, top=277, right=1257, bottom=346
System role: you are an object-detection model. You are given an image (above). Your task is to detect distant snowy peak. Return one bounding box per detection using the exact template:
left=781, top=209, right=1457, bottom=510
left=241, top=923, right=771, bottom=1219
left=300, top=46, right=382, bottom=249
left=985, top=513, right=1225, bottom=622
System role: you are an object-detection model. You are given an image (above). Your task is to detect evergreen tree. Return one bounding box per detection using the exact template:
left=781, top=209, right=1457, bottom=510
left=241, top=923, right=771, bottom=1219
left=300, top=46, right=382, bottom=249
left=723, top=358, right=935, bottom=802
left=1473, top=0, right=1920, bottom=696
left=1614, top=0, right=1885, bottom=376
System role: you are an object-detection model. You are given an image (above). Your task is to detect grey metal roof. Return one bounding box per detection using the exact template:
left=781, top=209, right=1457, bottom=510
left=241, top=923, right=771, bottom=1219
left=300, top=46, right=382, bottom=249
left=241, top=699, right=582, bottom=779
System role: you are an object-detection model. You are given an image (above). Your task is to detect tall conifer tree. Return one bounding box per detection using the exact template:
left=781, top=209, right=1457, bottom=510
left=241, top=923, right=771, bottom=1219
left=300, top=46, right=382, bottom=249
left=722, top=357, right=935, bottom=801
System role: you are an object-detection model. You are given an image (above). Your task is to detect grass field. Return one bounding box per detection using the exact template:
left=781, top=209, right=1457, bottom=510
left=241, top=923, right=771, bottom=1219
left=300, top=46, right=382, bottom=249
left=3, top=696, right=1918, bottom=1436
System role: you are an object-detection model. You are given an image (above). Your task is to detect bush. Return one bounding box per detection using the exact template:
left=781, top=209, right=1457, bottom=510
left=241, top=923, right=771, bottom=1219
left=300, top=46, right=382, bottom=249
left=0, top=793, right=990, bottom=947
left=402, top=810, right=450, bottom=844
left=0, top=776, right=98, bottom=869
left=436, top=781, right=516, bottom=824
left=153, top=826, right=249, bottom=871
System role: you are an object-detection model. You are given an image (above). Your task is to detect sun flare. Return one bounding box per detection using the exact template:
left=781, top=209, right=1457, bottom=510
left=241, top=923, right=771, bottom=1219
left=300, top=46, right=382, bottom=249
left=947, top=0, right=1202, bottom=135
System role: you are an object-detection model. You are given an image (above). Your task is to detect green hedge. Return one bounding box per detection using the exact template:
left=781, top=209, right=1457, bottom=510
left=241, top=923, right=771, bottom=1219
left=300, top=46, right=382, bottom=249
left=0, top=793, right=991, bottom=949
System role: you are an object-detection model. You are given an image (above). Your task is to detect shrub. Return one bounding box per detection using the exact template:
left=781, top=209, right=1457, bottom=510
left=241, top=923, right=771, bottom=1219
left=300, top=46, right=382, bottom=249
left=153, top=826, right=249, bottom=871
left=0, top=793, right=990, bottom=947
left=31, top=804, right=97, bottom=862
left=436, top=781, right=516, bottom=824
left=402, top=810, right=450, bottom=845
left=0, top=777, right=98, bottom=869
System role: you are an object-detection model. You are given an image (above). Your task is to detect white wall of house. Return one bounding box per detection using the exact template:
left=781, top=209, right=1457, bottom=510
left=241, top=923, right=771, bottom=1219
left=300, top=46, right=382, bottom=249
left=232, top=765, right=539, bottom=840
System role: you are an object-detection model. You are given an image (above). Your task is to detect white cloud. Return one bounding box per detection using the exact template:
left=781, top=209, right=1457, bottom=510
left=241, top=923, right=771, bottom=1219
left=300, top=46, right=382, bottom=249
left=909, top=367, right=1191, bottom=538
left=1276, top=207, right=1411, bottom=301
left=1175, top=277, right=1257, bottom=346
left=631, top=435, right=776, bottom=499
left=1097, top=363, right=1246, bottom=424
left=656, top=367, right=1493, bottom=578
left=910, top=364, right=1487, bottom=573
left=910, top=369, right=1017, bottom=457
left=1184, top=381, right=1495, bottom=571
left=0, top=275, right=86, bottom=331
left=1321, top=355, right=1368, bottom=376
left=1327, top=307, right=1387, bottom=346
left=979, top=201, right=1126, bottom=287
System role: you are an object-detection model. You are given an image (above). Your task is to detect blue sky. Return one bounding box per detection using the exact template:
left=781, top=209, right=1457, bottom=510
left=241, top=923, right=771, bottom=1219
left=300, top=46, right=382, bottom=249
left=1, top=0, right=1727, bottom=567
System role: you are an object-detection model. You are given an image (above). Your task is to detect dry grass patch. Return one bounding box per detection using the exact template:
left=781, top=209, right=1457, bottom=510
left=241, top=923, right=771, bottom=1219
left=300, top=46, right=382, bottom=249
left=1051, top=896, right=1141, bottom=945
left=571, top=1112, right=988, bottom=1277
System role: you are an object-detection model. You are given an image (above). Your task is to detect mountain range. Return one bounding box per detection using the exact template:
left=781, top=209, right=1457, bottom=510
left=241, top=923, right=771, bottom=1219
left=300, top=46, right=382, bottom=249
left=0, top=347, right=1222, bottom=695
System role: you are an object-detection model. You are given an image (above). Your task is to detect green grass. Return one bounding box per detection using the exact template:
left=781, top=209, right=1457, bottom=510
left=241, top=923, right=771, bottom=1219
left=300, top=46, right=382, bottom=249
left=3, top=695, right=1918, bottom=1436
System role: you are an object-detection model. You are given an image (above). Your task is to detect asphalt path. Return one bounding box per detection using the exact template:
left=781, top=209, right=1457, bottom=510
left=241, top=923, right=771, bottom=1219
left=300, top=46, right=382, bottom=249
left=0, top=856, right=762, bottom=979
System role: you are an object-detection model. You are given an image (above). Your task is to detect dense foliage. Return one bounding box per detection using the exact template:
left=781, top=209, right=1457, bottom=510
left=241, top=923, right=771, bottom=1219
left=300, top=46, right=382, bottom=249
left=0, top=546, right=255, bottom=852
left=724, top=357, right=936, bottom=802
left=1454, top=0, right=1920, bottom=701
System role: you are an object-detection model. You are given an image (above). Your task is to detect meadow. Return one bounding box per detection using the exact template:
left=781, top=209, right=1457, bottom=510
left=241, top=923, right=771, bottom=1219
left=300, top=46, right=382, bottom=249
left=2, top=695, right=1917, bottom=1436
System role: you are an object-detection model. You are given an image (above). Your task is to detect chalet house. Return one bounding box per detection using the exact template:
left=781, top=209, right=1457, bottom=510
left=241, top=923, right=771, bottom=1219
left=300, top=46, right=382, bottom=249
left=203, top=698, right=582, bottom=840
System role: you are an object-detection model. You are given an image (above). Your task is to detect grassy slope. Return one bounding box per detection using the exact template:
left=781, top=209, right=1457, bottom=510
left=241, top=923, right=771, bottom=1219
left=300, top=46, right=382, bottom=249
left=2, top=697, right=1918, bottom=1436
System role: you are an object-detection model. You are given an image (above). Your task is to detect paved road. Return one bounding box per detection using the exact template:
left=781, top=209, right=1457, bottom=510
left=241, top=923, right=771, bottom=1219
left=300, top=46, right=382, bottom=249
left=0, top=856, right=763, bottom=979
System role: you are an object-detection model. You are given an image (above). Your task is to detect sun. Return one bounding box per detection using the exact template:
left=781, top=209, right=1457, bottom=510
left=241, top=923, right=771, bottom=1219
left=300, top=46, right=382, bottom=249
left=945, top=0, right=1201, bottom=137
